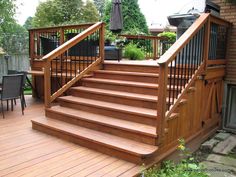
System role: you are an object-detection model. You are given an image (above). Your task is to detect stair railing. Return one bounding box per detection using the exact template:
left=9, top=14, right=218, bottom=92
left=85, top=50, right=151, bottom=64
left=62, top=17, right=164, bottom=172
left=43, top=22, right=105, bottom=107
left=156, top=13, right=230, bottom=144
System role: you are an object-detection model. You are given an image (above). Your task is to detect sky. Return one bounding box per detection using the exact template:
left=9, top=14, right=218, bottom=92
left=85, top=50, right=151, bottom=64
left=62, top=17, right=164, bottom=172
left=15, top=0, right=204, bottom=27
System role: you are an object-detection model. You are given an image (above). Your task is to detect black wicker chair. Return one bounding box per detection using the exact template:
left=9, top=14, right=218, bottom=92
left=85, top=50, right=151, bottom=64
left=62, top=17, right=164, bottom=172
left=0, top=74, right=24, bottom=118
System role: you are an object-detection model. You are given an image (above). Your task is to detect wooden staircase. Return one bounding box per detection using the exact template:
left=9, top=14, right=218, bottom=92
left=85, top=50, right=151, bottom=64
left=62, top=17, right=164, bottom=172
left=32, top=62, right=161, bottom=164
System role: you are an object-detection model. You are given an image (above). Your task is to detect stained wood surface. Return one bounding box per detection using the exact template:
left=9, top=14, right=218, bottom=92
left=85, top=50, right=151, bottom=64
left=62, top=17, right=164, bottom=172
left=0, top=96, right=141, bottom=177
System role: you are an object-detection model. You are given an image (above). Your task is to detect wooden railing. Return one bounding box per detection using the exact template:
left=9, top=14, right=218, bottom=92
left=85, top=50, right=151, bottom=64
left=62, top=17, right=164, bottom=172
left=29, top=23, right=94, bottom=63
left=119, top=34, right=169, bottom=59
left=41, top=22, right=105, bottom=107
left=156, top=13, right=230, bottom=144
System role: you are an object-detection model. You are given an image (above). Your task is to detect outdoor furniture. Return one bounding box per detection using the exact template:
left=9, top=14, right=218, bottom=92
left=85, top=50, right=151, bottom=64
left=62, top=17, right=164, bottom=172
left=8, top=70, right=27, bottom=108
left=0, top=74, right=24, bottom=118
left=104, top=46, right=122, bottom=61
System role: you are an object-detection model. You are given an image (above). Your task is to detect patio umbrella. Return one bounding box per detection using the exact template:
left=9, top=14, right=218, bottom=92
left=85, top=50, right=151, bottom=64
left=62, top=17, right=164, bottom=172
left=109, top=0, right=123, bottom=33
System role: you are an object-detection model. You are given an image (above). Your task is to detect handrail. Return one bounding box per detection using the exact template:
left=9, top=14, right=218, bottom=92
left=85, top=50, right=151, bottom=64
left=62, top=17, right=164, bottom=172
left=156, top=13, right=230, bottom=144
left=44, top=22, right=105, bottom=107
left=28, top=23, right=94, bottom=32
left=43, top=22, right=103, bottom=61
left=158, top=13, right=210, bottom=65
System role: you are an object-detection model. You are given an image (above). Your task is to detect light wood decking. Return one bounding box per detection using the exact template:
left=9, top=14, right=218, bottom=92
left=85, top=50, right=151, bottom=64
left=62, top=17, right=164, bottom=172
left=0, top=96, right=141, bottom=177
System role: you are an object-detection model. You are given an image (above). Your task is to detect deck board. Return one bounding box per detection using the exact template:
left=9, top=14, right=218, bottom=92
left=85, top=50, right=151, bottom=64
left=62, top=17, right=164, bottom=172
left=0, top=96, right=141, bottom=177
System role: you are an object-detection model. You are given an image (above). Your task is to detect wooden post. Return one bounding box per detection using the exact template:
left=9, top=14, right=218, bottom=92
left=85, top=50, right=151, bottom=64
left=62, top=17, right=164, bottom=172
left=60, top=27, right=64, bottom=45
left=99, top=23, right=105, bottom=64
left=153, top=39, right=158, bottom=60
left=203, top=17, right=211, bottom=71
left=156, top=62, right=168, bottom=145
left=44, top=60, right=51, bottom=108
left=29, top=31, right=35, bottom=66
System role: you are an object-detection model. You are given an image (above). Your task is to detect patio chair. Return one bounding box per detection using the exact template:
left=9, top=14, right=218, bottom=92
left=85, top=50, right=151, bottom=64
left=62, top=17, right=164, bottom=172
left=0, top=74, right=24, bottom=118
left=8, top=70, right=27, bottom=109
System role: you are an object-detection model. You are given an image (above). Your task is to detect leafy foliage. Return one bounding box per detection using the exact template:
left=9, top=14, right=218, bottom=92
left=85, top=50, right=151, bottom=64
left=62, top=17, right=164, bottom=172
left=94, top=0, right=106, bottom=18
left=0, top=0, right=16, bottom=34
left=103, top=0, right=149, bottom=34
left=158, top=32, right=176, bottom=42
left=225, top=0, right=236, bottom=4
left=124, top=43, right=145, bottom=60
left=142, top=139, right=209, bottom=177
left=0, top=0, right=28, bottom=54
left=32, top=0, right=99, bottom=27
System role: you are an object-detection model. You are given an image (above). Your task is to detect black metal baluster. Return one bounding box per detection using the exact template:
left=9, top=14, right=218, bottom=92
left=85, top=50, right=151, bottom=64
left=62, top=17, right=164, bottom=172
left=169, top=61, right=173, bottom=109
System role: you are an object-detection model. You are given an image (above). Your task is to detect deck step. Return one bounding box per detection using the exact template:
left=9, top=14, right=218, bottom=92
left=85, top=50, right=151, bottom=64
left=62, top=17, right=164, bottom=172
left=58, top=96, right=156, bottom=118
left=32, top=117, right=158, bottom=164
left=93, top=70, right=159, bottom=83
left=69, top=86, right=157, bottom=109
left=103, top=61, right=160, bottom=73
left=82, top=78, right=159, bottom=95
left=46, top=106, right=157, bottom=144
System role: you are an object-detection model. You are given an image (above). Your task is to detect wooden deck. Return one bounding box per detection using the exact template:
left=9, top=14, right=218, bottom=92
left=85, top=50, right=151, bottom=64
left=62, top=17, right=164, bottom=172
left=0, top=96, right=141, bottom=177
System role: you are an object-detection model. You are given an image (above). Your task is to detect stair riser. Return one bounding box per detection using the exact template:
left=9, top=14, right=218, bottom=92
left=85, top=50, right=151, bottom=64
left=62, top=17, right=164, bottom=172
left=94, top=72, right=158, bottom=84
left=82, top=81, right=158, bottom=95
left=46, top=110, right=157, bottom=145
left=32, top=122, right=145, bottom=164
left=70, top=89, right=157, bottom=109
left=104, top=64, right=159, bottom=73
left=59, top=100, right=156, bottom=126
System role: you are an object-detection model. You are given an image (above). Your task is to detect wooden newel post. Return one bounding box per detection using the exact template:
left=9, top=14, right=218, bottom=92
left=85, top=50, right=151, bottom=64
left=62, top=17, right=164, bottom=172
left=156, top=62, right=168, bottom=145
left=99, top=23, right=105, bottom=64
left=153, top=39, right=158, bottom=60
left=203, top=18, right=211, bottom=71
left=44, top=60, right=51, bottom=108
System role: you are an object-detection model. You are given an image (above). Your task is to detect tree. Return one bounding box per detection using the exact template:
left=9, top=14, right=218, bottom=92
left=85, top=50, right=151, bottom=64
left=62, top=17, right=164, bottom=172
left=0, top=0, right=16, bottom=34
left=94, top=0, right=106, bottom=18
left=103, top=0, right=149, bottom=34
left=23, top=16, right=33, bottom=29
left=81, top=0, right=99, bottom=23
left=32, top=0, right=99, bottom=27
left=0, top=0, right=28, bottom=54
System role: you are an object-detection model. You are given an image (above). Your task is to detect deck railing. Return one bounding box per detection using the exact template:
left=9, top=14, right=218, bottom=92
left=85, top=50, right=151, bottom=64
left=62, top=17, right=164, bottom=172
left=156, top=13, right=230, bottom=144
left=119, top=34, right=169, bottom=59
left=40, top=22, right=105, bottom=107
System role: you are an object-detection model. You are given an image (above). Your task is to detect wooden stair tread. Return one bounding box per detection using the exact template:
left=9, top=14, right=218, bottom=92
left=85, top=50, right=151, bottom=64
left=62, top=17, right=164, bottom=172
left=48, top=106, right=157, bottom=137
left=58, top=96, right=157, bottom=118
left=82, top=78, right=158, bottom=88
left=70, top=86, right=157, bottom=102
left=32, top=117, right=158, bottom=156
left=94, top=70, right=159, bottom=77
left=104, top=61, right=159, bottom=67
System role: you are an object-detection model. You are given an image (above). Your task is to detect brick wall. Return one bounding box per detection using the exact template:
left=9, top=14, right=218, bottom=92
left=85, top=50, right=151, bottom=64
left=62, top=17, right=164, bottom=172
left=213, top=0, right=236, bottom=83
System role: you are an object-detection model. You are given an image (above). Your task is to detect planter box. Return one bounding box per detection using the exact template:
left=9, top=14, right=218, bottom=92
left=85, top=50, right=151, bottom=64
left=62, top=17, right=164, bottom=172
left=105, top=46, right=122, bottom=61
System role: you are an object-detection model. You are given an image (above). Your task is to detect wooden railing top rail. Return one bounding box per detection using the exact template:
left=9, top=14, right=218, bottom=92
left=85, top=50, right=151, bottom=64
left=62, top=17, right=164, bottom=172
left=158, top=13, right=210, bottom=65
left=210, top=14, right=231, bottom=27
left=28, top=23, right=95, bottom=32
left=42, top=22, right=103, bottom=62
left=119, top=34, right=166, bottom=40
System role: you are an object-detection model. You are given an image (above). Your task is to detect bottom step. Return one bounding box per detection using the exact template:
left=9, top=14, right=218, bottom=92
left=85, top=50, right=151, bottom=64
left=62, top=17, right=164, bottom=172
left=31, top=117, right=158, bottom=164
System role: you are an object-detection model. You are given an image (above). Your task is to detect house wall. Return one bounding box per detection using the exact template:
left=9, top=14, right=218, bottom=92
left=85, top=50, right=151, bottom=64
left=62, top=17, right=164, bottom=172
left=213, top=0, right=236, bottom=83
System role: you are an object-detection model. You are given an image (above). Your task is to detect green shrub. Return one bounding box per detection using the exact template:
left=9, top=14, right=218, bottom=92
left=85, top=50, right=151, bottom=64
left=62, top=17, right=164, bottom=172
left=158, top=32, right=176, bottom=42
left=225, top=0, right=236, bottom=4
left=142, top=139, right=209, bottom=177
left=124, top=43, right=145, bottom=60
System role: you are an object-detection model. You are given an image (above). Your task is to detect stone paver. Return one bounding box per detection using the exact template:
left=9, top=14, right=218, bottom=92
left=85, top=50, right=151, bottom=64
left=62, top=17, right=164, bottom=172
left=213, top=135, right=236, bottom=155
left=214, top=132, right=231, bottom=141
left=201, top=161, right=236, bottom=177
left=207, top=154, right=236, bottom=168
left=201, top=139, right=219, bottom=153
